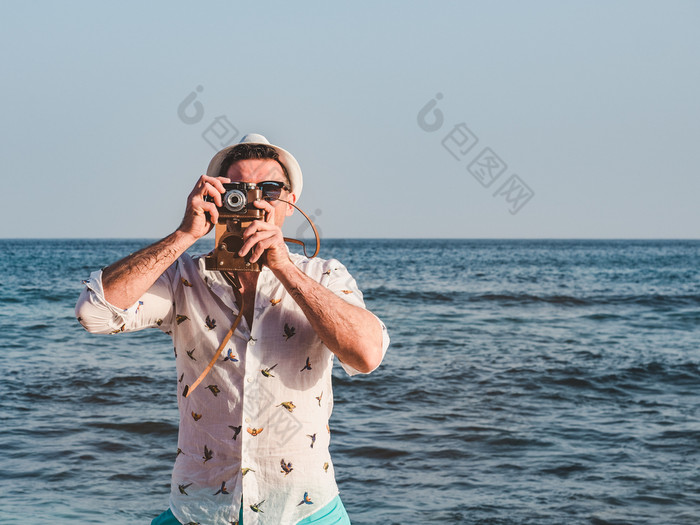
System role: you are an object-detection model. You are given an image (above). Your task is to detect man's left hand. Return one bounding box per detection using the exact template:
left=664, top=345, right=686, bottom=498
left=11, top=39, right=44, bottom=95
left=238, top=199, right=293, bottom=271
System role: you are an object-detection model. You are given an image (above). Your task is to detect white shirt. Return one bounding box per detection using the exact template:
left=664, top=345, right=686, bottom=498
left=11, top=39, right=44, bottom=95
left=75, top=252, right=389, bottom=525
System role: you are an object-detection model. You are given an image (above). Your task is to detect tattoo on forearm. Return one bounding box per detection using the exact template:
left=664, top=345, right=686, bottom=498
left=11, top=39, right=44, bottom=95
left=130, top=241, right=178, bottom=275
left=104, top=235, right=181, bottom=283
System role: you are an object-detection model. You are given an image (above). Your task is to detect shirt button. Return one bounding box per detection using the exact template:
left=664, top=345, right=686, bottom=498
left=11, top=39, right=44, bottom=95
left=249, top=339, right=256, bottom=346
left=247, top=377, right=253, bottom=383
left=245, top=417, right=251, bottom=423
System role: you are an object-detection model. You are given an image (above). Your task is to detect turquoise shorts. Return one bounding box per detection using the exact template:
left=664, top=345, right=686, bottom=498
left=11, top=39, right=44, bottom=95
left=151, top=494, right=350, bottom=524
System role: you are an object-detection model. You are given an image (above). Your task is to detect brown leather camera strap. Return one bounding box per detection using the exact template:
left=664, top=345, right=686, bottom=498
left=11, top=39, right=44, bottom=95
left=279, top=199, right=320, bottom=259
left=184, top=272, right=244, bottom=398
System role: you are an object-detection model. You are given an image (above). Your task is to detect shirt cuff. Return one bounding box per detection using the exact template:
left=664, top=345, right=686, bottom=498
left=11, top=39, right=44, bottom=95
left=76, top=270, right=140, bottom=333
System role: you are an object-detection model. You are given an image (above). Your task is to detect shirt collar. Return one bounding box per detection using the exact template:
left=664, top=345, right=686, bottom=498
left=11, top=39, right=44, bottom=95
left=194, top=246, right=304, bottom=306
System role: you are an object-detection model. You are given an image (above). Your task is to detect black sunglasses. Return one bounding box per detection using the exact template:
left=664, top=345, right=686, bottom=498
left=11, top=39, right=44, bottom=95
left=257, top=181, right=290, bottom=201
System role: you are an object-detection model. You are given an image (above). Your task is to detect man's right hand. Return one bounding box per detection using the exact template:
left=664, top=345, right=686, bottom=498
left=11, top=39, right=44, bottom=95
left=177, top=175, right=231, bottom=241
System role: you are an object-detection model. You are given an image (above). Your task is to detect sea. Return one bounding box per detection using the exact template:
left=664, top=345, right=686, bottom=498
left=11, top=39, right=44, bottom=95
left=1, top=239, right=699, bottom=525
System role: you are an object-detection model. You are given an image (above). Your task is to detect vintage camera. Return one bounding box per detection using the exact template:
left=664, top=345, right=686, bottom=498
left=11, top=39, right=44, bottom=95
left=209, top=182, right=263, bottom=220
left=204, top=182, right=263, bottom=272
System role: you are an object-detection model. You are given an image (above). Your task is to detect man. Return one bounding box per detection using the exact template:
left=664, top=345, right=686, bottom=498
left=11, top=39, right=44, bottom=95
left=75, top=133, right=389, bottom=525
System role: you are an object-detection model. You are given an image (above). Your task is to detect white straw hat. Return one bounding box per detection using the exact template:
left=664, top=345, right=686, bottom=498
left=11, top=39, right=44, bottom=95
left=205, top=133, right=303, bottom=200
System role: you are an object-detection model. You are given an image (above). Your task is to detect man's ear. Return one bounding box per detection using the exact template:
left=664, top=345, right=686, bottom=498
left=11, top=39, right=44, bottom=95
left=285, top=193, right=297, bottom=217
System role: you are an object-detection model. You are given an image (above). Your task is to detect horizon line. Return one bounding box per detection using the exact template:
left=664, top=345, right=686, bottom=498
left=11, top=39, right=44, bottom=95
left=2, top=237, right=699, bottom=241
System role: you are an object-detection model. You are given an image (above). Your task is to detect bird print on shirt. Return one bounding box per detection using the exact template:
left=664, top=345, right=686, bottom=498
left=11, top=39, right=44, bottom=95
left=316, top=392, right=323, bottom=406
left=178, top=482, right=192, bottom=495
left=283, top=323, right=296, bottom=340
left=110, top=324, right=125, bottom=334
left=207, top=384, right=221, bottom=396
left=241, top=467, right=255, bottom=476
left=223, top=348, right=238, bottom=362
left=187, top=348, right=196, bottom=361
left=192, top=411, right=202, bottom=421
left=297, top=492, right=313, bottom=506
left=228, top=425, right=242, bottom=440
left=205, top=315, right=216, bottom=330
left=250, top=501, right=265, bottom=513
left=307, top=433, right=316, bottom=448
left=300, top=357, right=312, bottom=372
left=261, top=364, right=278, bottom=377
left=270, top=298, right=281, bottom=305
left=181, top=278, right=193, bottom=287
left=214, top=481, right=229, bottom=495
left=277, top=401, right=296, bottom=412
left=176, top=314, right=189, bottom=325
left=247, top=427, right=264, bottom=436
left=203, top=445, right=213, bottom=463
left=280, top=459, right=293, bottom=476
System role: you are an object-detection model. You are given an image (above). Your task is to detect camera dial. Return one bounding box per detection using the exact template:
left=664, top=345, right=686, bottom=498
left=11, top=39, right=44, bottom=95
left=223, top=189, right=247, bottom=212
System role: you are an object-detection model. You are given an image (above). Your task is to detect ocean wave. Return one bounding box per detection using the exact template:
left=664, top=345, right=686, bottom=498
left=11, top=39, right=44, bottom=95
left=87, top=420, right=178, bottom=437
left=366, top=286, right=454, bottom=302
left=367, top=286, right=700, bottom=308
left=342, top=444, right=411, bottom=460
left=531, top=362, right=700, bottom=399
left=472, top=293, right=590, bottom=305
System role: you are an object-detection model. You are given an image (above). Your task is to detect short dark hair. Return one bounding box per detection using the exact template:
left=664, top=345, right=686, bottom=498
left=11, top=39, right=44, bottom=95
left=218, top=143, right=290, bottom=186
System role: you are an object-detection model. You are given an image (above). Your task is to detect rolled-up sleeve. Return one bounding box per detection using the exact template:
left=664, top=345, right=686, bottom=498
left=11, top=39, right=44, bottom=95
left=320, top=259, right=390, bottom=376
left=75, top=269, right=175, bottom=335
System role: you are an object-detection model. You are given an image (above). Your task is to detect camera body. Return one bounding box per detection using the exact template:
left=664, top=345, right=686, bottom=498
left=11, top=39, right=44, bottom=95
left=207, top=182, right=263, bottom=220
left=204, top=182, right=264, bottom=272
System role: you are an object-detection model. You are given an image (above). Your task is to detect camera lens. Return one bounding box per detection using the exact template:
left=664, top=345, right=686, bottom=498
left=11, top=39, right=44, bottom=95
left=223, top=189, right=247, bottom=212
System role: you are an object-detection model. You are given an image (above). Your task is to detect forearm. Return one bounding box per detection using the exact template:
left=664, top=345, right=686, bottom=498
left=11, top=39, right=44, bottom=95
left=102, top=230, right=196, bottom=309
left=273, top=263, right=383, bottom=373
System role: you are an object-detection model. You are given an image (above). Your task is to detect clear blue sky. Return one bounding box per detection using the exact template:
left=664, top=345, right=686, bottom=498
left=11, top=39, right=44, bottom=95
left=1, top=0, right=698, bottom=239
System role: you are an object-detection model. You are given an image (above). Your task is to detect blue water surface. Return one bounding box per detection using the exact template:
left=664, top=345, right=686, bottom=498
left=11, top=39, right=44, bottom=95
left=0, top=239, right=699, bottom=524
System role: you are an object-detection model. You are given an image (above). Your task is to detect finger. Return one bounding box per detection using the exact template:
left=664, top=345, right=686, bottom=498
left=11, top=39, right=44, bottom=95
left=241, top=219, right=274, bottom=240
left=250, top=243, right=266, bottom=263
left=202, top=182, right=224, bottom=207
left=238, top=228, right=277, bottom=256
left=240, top=220, right=259, bottom=241
left=238, top=229, right=278, bottom=257
left=201, top=175, right=230, bottom=194
left=200, top=202, right=219, bottom=224
left=253, top=199, right=274, bottom=211
left=253, top=199, right=276, bottom=223
left=189, top=176, right=218, bottom=200
left=248, top=235, right=280, bottom=263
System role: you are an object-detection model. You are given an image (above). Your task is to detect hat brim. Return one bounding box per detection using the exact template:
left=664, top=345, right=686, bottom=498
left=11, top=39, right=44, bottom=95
left=205, top=139, right=303, bottom=200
